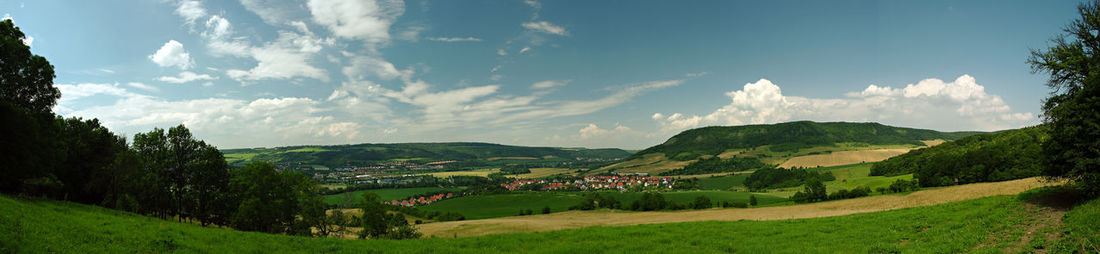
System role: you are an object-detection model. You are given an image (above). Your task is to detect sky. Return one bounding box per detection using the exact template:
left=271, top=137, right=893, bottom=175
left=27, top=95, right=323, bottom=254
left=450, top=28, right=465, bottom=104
left=0, top=0, right=1081, bottom=149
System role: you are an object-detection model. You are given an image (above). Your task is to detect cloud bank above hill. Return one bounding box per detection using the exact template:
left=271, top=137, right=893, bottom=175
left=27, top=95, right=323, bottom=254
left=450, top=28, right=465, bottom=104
left=653, top=75, right=1035, bottom=133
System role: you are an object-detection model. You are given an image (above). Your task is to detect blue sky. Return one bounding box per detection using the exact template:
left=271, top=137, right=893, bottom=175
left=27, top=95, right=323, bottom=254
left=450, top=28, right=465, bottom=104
left=0, top=0, right=1078, bottom=149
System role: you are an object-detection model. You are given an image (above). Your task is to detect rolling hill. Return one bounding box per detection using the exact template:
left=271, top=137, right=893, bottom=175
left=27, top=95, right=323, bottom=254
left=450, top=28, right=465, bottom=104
left=870, top=125, right=1047, bottom=187
left=222, top=142, right=632, bottom=168
left=604, top=121, right=983, bottom=174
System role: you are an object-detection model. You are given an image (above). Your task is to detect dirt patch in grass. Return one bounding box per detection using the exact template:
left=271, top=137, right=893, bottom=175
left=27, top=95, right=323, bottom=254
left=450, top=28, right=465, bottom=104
left=417, top=178, right=1052, bottom=238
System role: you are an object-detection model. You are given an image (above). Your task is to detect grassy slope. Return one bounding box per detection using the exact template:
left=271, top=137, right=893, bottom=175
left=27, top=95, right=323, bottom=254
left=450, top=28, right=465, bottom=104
left=765, top=163, right=913, bottom=197
left=322, top=187, right=465, bottom=205
left=420, top=191, right=786, bottom=220
left=3, top=191, right=1094, bottom=253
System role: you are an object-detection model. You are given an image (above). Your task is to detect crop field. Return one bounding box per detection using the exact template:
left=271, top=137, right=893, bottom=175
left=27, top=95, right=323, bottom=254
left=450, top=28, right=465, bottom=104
left=418, top=190, right=784, bottom=220
left=322, top=187, right=465, bottom=205
left=3, top=178, right=1092, bottom=253
left=416, top=178, right=1050, bottom=237
left=508, top=168, right=577, bottom=179
left=420, top=168, right=501, bottom=178
left=777, top=148, right=914, bottom=168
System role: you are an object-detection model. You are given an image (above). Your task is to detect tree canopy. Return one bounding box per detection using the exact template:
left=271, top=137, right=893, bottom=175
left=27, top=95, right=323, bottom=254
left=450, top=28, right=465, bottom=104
left=1029, top=0, right=1100, bottom=197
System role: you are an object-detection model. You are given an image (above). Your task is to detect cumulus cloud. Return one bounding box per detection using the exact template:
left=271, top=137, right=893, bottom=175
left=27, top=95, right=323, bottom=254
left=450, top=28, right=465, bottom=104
left=157, top=71, right=217, bottom=84
left=427, top=37, right=482, bottom=42
left=341, top=54, right=411, bottom=81
left=653, top=75, right=1035, bottom=133
left=148, top=40, right=193, bottom=70
left=238, top=0, right=310, bottom=25
left=522, top=21, right=567, bottom=36
left=308, top=0, right=404, bottom=44
left=126, top=82, right=159, bottom=92
left=225, top=31, right=332, bottom=82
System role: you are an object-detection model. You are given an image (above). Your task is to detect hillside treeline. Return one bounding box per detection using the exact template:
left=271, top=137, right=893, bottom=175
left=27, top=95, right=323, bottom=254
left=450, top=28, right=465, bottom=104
left=223, top=142, right=631, bottom=167
left=633, top=121, right=982, bottom=161
left=658, top=157, right=769, bottom=176
left=743, top=167, right=836, bottom=191
left=870, top=127, right=1046, bottom=187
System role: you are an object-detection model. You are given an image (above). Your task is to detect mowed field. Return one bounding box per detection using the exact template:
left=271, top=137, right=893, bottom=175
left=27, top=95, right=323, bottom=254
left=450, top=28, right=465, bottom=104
left=322, top=187, right=465, bottom=205
left=419, top=190, right=785, bottom=220
left=416, top=178, right=1050, bottom=237
left=598, top=153, right=694, bottom=175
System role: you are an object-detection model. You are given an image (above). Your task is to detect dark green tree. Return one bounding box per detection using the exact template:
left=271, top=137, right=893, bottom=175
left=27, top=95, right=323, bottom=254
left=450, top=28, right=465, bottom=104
left=692, top=195, right=712, bottom=209
left=358, top=192, right=389, bottom=238
left=749, top=195, right=758, bottom=206
left=542, top=205, right=551, bottom=214
left=0, top=19, right=59, bottom=114
left=1028, top=0, right=1100, bottom=197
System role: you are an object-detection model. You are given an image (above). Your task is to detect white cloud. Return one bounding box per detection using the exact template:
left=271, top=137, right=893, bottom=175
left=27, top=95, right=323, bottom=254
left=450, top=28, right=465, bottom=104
left=21, top=36, right=32, bottom=46
left=56, top=84, right=365, bottom=148
left=531, top=80, right=568, bottom=89
left=157, top=71, right=217, bottom=84
left=519, top=47, right=531, bottom=54
left=396, top=25, right=425, bottom=42
left=496, top=48, right=507, bottom=56
left=238, top=0, right=310, bottom=25
left=175, top=0, right=207, bottom=25
left=578, top=123, right=633, bottom=139
left=522, top=21, right=567, bottom=36
left=148, top=40, right=193, bottom=70
left=653, top=75, right=1035, bottom=133
left=427, top=37, right=482, bottom=42
left=201, top=15, right=251, bottom=57
left=225, top=32, right=331, bottom=82
left=308, top=0, right=405, bottom=44
left=126, top=82, right=159, bottom=92
left=342, top=54, right=411, bottom=81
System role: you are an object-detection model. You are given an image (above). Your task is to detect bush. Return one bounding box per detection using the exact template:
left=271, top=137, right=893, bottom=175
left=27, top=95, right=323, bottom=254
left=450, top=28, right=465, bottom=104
left=691, top=196, right=712, bottom=209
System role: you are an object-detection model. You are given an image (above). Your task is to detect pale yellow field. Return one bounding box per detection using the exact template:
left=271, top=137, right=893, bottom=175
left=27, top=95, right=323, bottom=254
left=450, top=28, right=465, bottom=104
left=777, top=148, right=914, bottom=168
left=508, top=168, right=576, bottom=179
left=670, top=170, right=753, bottom=179
left=420, top=168, right=501, bottom=177
left=416, top=178, right=1051, bottom=238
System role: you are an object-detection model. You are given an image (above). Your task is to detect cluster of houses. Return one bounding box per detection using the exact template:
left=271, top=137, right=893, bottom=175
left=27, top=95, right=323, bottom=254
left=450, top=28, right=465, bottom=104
left=387, top=193, right=455, bottom=207
left=501, top=175, right=676, bottom=191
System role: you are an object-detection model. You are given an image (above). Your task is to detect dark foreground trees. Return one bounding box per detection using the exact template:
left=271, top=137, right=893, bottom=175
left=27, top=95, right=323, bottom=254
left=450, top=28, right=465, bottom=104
left=1029, top=0, right=1100, bottom=197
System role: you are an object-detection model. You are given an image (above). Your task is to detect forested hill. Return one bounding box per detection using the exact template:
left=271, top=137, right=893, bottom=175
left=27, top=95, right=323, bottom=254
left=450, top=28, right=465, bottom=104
left=222, top=142, right=632, bottom=167
left=633, top=121, right=983, bottom=160
left=870, top=125, right=1047, bottom=187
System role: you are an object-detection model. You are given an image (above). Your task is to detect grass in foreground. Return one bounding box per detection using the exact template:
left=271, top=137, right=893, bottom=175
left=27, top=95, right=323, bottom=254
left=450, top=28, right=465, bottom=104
left=3, top=189, right=1096, bottom=253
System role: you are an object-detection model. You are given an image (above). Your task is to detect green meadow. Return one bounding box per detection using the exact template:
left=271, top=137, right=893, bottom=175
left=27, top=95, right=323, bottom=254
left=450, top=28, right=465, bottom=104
left=420, top=190, right=787, bottom=220
left=3, top=189, right=1096, bottom=253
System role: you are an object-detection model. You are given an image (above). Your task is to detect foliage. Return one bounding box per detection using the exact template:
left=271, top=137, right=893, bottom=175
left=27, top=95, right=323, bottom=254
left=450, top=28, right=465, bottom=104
left=691, top=195, right=712, bottom=209
left=568, top=192, right=622, bottom=210
left=884, top=179, right=920, bottom=194
left=633, top=121, right=981, bottom=161
left=658, top=157, right=769, bottom=176
left=1029, top=0, right=1100, bottom=197
left=228, top=161, right=316, bottom=235
left=0, top=19, right=59, bottom=114
left=628, top=192, right=671, bottom=211
left=749, top=195, right=757, bottom=206
left=869, top=127, right=1045, bottom=187
left=790, top=178, right=828, bottom=203
left=743, top=167, right=836, bottom=191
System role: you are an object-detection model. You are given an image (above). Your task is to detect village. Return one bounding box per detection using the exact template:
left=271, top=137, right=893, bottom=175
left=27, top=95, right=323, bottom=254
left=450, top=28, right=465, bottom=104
left=501, top=175, right=677, bottom=191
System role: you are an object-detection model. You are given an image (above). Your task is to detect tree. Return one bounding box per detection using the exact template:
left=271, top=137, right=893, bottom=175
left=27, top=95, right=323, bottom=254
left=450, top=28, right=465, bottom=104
left=0, top=19, right=61, bottom=196
left=358, top=192, right=389, bottom=238
left=1028, top=0, right=1100, bottom=197
left=749, top=195, right=758, bottom=206
left=0, top=19, right=59, bottom=114
left=691, top=195, right=712, bottom=209
left=542, top=206, right=551, bottom=214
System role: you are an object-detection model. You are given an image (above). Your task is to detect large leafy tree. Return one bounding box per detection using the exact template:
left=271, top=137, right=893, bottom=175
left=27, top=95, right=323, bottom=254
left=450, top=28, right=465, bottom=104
left=0, top=19, right=62, bottom=194
left=1029, top=1, right=1100, bottom=196
left=0, top=19, right=59, bottom=114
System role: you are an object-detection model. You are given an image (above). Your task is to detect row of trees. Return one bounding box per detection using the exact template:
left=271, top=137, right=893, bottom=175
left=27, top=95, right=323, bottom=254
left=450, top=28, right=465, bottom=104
left=789, top=179, right=871, bottom=203
left=743, top=167, right=836, bottom=191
